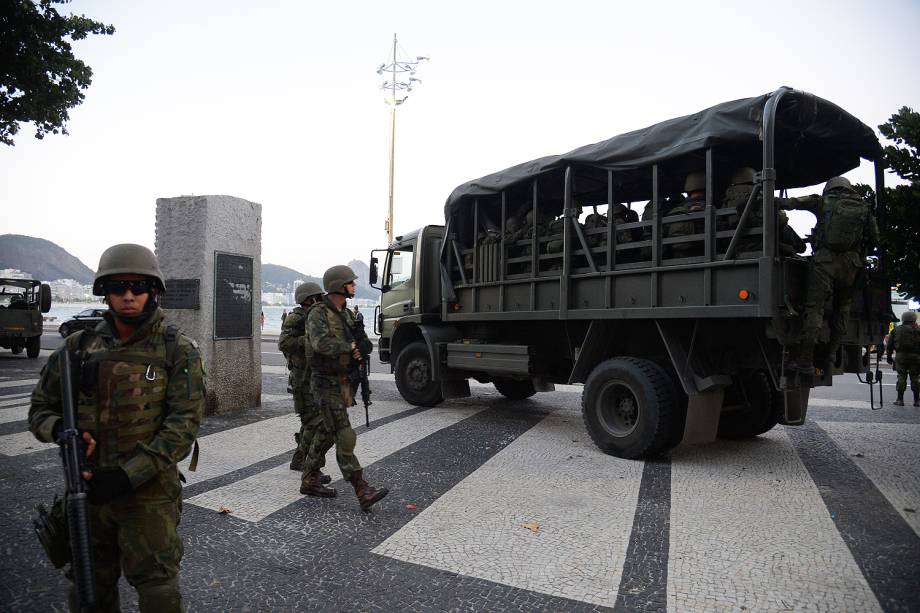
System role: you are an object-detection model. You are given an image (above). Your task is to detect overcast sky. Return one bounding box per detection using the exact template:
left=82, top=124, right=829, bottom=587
left=2, top=0, right=919, bottom=276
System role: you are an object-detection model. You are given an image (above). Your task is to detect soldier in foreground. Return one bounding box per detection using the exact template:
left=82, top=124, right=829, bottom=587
left=887, top=310, right=920, bottom=407
left=300, top=265, right=388, bottom=511
left=780, top=176, right=879, bottom=373
left=29, top=244, right=205, bottom=612
left=279, top=281, right=329, bottom=475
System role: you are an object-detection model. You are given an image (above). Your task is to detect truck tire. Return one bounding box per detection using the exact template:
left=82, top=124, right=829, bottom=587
left=717, top=371, right=778, bottom=439
left=494, top=378, right=536, bottom=400
left=40, top=283, right=52, bottom=313
left=26, top=336, right=40, bottom=359
left=11, top=345, right=23, bottom=355
left=582, top=357, right=676, bottom=459
left=395, top=341, right=443, bottom=407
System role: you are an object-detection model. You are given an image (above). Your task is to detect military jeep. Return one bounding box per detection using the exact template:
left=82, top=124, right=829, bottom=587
left=0, top=279, right=52, bottom=358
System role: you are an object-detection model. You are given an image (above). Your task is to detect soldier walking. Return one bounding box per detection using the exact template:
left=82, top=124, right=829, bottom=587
left=279, top=282, right=330, bottom=476
left=29, top=244, right=205, bottom=612
left=780, top=176, right=879, bottom=373
left=887, top=310, right=920, bottom=407
left=299, top=265, right=388, bottom=511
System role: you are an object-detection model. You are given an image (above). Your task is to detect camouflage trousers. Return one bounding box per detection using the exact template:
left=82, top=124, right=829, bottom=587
left=895, top=353, right=920, bottom=393
left=292, top=385, right=322, bottom=460
left=68, top=477, right=183, bottom=613
left=303, top=373, right=362, bottom=481
left=795, top=250, right=861, bottom=364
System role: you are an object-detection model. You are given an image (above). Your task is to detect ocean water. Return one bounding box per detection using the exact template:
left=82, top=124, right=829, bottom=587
left=46, top=302, right=378, bottom=336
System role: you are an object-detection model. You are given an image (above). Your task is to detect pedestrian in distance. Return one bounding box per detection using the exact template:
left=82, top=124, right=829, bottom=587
left=299, top=265, right=388, bottom=511
left=887, top=310, right=920, bottom=407
left=29, top=244, right=205, bottom=612
left=278, top=282, right=331, bottom=475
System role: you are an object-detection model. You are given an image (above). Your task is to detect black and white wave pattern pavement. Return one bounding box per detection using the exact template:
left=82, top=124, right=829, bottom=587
left=1, top=371, right=918, bottom=613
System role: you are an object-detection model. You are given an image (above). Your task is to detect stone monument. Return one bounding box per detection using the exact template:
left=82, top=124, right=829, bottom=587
left=155, top=195, right=262, bottom=414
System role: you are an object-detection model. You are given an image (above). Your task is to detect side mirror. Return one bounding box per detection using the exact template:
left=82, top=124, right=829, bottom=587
left=369, top=257, right=378, bottom=286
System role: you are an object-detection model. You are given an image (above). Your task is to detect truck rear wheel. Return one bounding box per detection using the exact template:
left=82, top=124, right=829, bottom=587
left=582, top=357, right=676, bottom=459
left=26, top=336, right=40, bottom=359
left=395, top=341, right=443, bottom=407
left=11, top=344, right=23, bottom=355
left=717, top=371, right=779, bottom=439
left=493, top=378, right=536, bottom=400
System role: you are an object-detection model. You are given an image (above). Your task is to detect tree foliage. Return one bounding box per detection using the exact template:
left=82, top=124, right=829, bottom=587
left=865, top=107, right=920, bottom=300
left=0, top=0, right=114, bottom=146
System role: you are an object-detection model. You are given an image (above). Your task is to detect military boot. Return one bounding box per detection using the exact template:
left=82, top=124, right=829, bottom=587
left=914, top=391, right=919, bottom=407
left=290, top=433, right=305, bottom=471
left=300, top=471, right=336, bottom=497
left=894, top=391, right=904, bottom=406
left=349, top=470, right=389, bottom=511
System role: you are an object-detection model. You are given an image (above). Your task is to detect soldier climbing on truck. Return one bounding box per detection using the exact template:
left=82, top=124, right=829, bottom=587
left=369, top=87, right=893, bottom=459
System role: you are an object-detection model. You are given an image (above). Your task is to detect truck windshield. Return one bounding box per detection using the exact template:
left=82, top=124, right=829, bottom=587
left=387, top=249, right=414, bottom=289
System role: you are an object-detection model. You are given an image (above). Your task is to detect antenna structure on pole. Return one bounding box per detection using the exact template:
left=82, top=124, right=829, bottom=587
left=376, top=33, right=428, bottom=244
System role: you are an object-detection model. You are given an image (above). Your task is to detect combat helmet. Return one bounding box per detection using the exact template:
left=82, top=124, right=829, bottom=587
left=823, top=176, right=853, bottom=194
left=902, top=310, right=918, bottom=324
left=323, top=265, right=358, bottom=294
left=730, top=167, right=756, bottom=185
left=294, top=282, right=323, bottom=305
left=684, top=171, right=706, bottom=193
left=92, top=244, right=166, bottom=296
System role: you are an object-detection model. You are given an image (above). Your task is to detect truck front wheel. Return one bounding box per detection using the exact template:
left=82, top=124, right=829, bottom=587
left=395, top=341, right=444, bottom=407
left=26, top=336, right=40, bottom=359
left=582, top=357, right=676, bottom=459
left=494, top=378, right=536, bottom=400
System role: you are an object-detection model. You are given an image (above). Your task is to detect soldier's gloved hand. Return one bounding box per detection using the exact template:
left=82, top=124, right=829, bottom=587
left=886, top=355, right=894, bottom=365
left=86, top=468, right=133, bottom=505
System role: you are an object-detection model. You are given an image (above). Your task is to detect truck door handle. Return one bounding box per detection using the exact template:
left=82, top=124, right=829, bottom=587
left=403, top=303, right=410, bottom=312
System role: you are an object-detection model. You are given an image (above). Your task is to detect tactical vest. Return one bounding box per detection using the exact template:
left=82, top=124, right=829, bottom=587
left=310, top=301, right=355, bottom=374
left=816, top=192, right=870, bottom=252
left=894, top=324, right=920, bottom=354
left=75, top=323, right=180, bottom=469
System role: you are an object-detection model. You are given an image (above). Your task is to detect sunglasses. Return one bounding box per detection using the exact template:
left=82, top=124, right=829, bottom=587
left=103, top=279, right=155, bottom=296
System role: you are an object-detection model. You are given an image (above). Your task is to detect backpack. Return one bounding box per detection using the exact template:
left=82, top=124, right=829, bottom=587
left=822, top=194, right=870, bottom=252
left=895, top=325, right=920, bottom=354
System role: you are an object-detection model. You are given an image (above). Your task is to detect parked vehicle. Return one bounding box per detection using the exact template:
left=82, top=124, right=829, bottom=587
left=369, top=87, right=892, bottom=459
left=0, top=279, right=52, bottom=358
left=58, top=308, right=107, bottom=337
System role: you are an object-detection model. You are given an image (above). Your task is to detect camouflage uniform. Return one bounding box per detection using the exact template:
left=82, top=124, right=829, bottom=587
left=887, top=314, right=920, bottom=406
left=29, top=308, right=204, bottom=612
left=302, top=298, right=368, bottom=482
left=781, top=179, right=879, bottom=371
left=279, top=305, right=326, bottom=471
left=720, top=181, right=806, bottom=255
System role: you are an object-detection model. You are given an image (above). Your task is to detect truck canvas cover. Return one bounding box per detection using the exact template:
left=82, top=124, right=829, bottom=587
left=444, top=88, right=880, bottom=219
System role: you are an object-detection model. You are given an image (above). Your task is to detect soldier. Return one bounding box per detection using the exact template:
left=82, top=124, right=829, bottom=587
left=667, top=172, right=706, bottom=256
left=279, top=281, right=330, bottom=475
left=721, top=166, right=806, bottom=255
left=299, top=265, right=388, bottom=511
left=780, top=176, right=879, bottom=373
left=887, top=310, right=920, bottom=407
left=29, top=244, right=205, bottom=612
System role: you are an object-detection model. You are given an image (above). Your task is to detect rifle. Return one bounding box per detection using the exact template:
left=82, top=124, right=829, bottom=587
left=56, top=349, right=97, bottom=610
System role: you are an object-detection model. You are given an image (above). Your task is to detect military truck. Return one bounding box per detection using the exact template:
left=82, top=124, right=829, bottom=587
left=0, top=279, right=52, bottom=358
left=369, top=87, right=892, bottom=459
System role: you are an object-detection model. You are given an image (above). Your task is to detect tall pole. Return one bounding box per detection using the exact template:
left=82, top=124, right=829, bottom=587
left=387, top=105, right=396, bottom=244
left=377, top=33, right=427, bottom=245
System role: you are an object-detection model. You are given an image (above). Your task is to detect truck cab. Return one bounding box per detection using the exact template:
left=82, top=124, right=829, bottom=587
left=0, top=279, right=52, bottom=358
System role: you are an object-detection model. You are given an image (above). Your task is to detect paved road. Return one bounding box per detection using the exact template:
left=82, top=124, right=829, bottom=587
left=1, top=334, right=918, bottom=612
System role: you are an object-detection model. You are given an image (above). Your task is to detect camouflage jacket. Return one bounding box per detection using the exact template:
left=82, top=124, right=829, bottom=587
left=779, top=191, right=879, bottom=255
left=308, top=297, right=372, bottom=375
left=278, top=305, right=310, bottom=388
left=29, top=308, right=205, bottom=490
left=888, top=323, right=920, bottom=359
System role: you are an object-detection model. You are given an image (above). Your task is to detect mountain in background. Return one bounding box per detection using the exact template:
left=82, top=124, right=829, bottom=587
left=0, top=234, right=95, bottom=283
left=0, top=234, right=379, bottom=301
